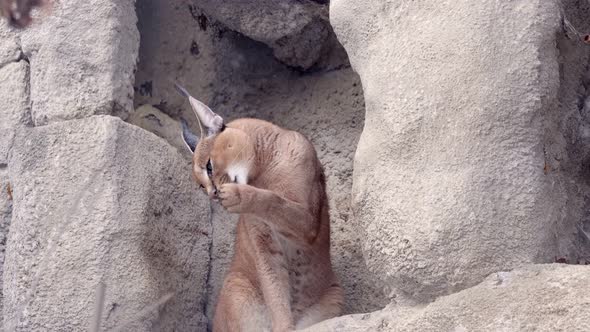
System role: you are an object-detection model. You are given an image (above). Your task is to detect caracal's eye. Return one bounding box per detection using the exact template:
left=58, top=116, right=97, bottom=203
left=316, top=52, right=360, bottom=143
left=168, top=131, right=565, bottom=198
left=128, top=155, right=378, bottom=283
left=199, top=184, right=204, bottom=189
left=206, top=159, right=213, bottom=178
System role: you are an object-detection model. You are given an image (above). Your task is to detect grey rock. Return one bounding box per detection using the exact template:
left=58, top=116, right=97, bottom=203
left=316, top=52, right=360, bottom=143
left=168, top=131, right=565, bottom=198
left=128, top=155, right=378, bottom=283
left=0, top=21, right=20, bottom=67
left=134, top=0, right=218, bottom=116
left=3, top=116, right=211, bottom=331
left=0, top=167, right=12, bottom=332
left=305, top=264, right=590, bottom=332
left=205, top=203, right=237, bottom=323
left=127, top=105, right=191, bottom=159
left=0, top=60, right=30, bottom=164
left=194, top=0, right=331, bottom=69
left=18, top=0, right=139, bottom=125
left=331, top=0, right=590, bottom=302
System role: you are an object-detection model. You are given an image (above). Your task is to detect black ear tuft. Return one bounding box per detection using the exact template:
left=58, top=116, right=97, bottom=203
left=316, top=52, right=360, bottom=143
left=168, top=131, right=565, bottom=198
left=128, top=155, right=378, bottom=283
left=180, top=117, right=198, bottom=153
left=174, top=82, right=190, bottom=98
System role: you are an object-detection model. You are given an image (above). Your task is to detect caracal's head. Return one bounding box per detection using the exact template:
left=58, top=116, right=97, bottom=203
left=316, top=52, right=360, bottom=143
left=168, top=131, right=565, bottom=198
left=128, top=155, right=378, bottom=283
left=176, top=84, right=255, bottom=199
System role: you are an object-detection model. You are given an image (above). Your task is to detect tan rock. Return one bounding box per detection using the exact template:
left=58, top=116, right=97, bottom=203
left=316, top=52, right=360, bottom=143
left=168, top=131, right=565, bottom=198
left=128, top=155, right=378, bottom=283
left=3, top=116, right=211, bottom=331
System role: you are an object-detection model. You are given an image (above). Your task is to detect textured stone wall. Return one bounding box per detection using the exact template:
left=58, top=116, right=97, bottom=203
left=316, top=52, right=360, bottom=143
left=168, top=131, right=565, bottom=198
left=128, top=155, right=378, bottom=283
left=331, top=0, right=590, bottom=304
left=0, top=0, right=211, bottom=330
left=305, top=264, right=590, bottom=331
left=4, top=117, right=211, bottom=331
left=2, top=0, right=590, bottom=330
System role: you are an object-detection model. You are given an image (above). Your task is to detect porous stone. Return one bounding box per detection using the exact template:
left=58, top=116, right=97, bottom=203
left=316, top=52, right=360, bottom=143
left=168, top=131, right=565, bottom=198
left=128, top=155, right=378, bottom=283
left=0, top=167, right=12, bottom=332
left=4, top=116, right=211, bottom=331
left=331, top=0, right=589, bottom=302
left=18, top=0, right=139, bottom=125
left=304, top=264, right=590, bottom=331
left=0, top=60, right=30, bottom=163
left=133, top=0, right=217, bottom=117
left=0, top=21, right=20, bottom=67
left=205, top=203, right=237, bottom=323
left=127, top=105, right=191, bottom=158
left=192, top=0, right=331, bottom=69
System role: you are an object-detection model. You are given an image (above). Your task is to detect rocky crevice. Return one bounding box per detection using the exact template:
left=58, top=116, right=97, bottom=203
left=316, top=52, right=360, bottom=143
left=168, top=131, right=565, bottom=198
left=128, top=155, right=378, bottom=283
left=202, top=201, right=215, bottom=331
left=554, top=0, right=590, bottom=264
left=2, top=0, right=590, bottom=330
left=0, top=166, right=12, bottom=332
left=131, top=0, right=383, bottom=317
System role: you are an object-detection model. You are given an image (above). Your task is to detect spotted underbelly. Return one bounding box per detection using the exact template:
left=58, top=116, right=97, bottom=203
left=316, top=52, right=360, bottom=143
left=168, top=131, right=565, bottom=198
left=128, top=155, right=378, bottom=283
left=272, top=232, right=319, bottom=312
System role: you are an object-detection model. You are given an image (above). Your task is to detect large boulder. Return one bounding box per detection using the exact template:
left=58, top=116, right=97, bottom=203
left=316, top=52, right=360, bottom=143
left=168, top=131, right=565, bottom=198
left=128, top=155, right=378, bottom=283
left=192, top=0, right=332, bottom=69
left=305, top=264, right=590, bottom=331
left=3, top=116, right=211, bottom=331
left=17, top=0, right=139, bottom=125
left=331, top=0, right=590, bottom=302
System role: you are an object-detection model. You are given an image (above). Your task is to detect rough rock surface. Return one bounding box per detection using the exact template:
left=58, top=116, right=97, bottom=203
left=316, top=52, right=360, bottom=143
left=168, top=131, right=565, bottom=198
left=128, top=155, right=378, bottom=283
left=205, top=204, right=237, bottom=322
left=16, top=0, right=139, bottom=125
left=127, top=105, right=190, bottom=158
left=192, top=0, right=332, bottom=69
left=0, top=59, right=30, bottom=163
left=0, top=22, right=20, bottom=67
left=133, top=0, right=217, bottom=118
left=331, top=0, right=590, bottom=303
left=3, top=116, right=211, bottom=331
left=304, top=264, right=590, bottom=331
left=134, top=0, right=386, bottom=317
left=0, top=167, right=12, bottom=332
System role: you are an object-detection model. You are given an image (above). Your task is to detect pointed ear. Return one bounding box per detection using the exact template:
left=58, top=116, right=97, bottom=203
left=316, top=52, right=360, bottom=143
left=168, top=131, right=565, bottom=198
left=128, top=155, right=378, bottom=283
left=175, top=83, right=224, bottom=137
left=180, top=117, right=199, bottom=153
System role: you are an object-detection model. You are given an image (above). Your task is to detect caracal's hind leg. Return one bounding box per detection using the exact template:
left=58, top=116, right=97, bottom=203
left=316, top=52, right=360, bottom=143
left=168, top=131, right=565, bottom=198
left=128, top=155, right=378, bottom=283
left=294, top=284, right=344, bottom=330
left=213, top=272, right=271, bottom=332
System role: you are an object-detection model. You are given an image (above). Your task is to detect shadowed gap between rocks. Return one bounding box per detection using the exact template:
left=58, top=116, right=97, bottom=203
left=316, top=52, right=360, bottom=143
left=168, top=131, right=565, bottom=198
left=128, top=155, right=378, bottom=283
left=129, top=0, right=387, bottom=324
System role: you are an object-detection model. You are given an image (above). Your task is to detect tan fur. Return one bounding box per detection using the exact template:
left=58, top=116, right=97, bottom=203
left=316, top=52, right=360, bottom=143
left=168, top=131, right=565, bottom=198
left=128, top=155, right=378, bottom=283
left=207, top=119, right=342, bottom=331
left=178, top=86, right=343, bottom=332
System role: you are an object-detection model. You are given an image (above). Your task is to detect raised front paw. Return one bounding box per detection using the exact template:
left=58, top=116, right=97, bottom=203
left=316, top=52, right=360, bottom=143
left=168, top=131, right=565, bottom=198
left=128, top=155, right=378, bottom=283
left=218, top=183, right=244, bottom=213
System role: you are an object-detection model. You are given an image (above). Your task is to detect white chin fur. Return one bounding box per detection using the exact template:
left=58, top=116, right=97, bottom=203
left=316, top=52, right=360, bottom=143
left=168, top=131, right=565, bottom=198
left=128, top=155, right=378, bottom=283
left=227, top=163, right=249, bottom=184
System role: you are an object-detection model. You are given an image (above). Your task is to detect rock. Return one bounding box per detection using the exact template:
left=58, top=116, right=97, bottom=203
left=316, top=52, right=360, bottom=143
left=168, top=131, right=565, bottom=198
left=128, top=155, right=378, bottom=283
left=205, top=203, right=237, bottom=323
left=127, top=105, right=191, bottom=158
left=3, top=116, right=211, bottom=331
left=133, top=0, right=349, bottom=120
left=0, top=21, right=20, bottom=67
left=304, top=264, right=590, bottom=331
left=0, top=167, right=12, bottom=332
left=0, top=60, right=30, bottom=163
left=194, top=0, right=331, bottom=69
left=18, top=0, right=139, bottom=125
left=331, top=0, right=590, bottom=302
left=133, top=0, right=218, bottom=116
